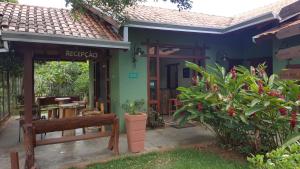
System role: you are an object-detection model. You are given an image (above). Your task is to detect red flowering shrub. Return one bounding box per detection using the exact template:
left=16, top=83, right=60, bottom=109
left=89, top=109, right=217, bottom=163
left=175, top=62, right=300, bottom=153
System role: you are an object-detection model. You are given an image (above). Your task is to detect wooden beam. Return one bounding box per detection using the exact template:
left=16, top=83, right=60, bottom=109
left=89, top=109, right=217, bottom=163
left=276, top=21, right=300, bottom=39
left=23, top=50, right=35, bottom=169
left=23, top=124, right=35, bottom=169
left=36, top=132, right=111, bottom=146
left=23, top=50, right=33, bottom=123
left=89, top=60, right=95, bottom=109
left=33, top=114, right=116, bottom=134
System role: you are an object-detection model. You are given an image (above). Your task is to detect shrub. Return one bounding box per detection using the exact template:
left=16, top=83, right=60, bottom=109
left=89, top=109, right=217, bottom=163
left=175, top=62, right=300, bottom=153
left=247, top=143, right=300, bottom=169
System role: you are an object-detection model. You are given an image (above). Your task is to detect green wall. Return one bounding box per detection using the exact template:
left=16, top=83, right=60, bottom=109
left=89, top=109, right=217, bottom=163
left=110, top=26, right=300, bottom=131
left=110, top=28, right=245, bottom=131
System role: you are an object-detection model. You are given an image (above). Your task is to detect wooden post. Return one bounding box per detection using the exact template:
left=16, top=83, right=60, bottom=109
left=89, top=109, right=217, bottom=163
left=10, top=151, right=20, bottom=169
left=89, top=60, right=95, bottom=109
left=23, top=124, right=35, bottom=169
left=23, top=50, right=35, bottom=169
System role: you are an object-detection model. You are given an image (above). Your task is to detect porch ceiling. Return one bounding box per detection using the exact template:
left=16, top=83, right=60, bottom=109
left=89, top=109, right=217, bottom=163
left=253, top=18, right=300, bottom=42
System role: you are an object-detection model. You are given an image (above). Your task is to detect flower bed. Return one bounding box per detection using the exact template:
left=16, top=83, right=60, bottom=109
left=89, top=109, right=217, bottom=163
left=175, top=62, right=300, bottom=153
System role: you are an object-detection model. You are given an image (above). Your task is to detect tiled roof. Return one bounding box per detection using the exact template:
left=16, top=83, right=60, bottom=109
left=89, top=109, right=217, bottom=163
left=231, top=0, right=298, bottom=25
left=0, top=2, right=121, bottom=41
left=125, top=0, right=298, bottom=29
left=126, top=5, right=232, bottom=29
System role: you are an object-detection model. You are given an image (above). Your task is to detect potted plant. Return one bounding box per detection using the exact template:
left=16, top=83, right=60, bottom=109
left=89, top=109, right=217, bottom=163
left=122, top=99, right=147, bottom=153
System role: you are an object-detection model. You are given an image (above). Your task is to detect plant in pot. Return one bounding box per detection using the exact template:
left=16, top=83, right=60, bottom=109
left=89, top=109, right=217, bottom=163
left=122, top=99, right=147, bottom=153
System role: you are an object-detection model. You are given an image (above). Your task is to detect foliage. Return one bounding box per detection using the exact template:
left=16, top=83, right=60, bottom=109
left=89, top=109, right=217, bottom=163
left=0, top=0, right=18, bottom=3
left=174, top=62, right=300, bottom=153
left=65, top=0, right=192, bottom=22
left=75, top=148, right=248, bottom=169
left=247, top=142, right=300, bottom=169
left=122, top=99, right=145, bottom=115
left=35, top=61, right=89, bottom=97
left=0, top=52, right=23, bottom=76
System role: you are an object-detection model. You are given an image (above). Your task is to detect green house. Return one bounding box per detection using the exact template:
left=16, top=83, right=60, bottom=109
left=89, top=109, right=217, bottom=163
left=0, top=0, right=299, bottom=132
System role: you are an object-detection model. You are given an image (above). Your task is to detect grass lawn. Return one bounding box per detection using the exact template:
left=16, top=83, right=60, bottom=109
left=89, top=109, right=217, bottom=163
left=76, top=148, right=248, bottom=169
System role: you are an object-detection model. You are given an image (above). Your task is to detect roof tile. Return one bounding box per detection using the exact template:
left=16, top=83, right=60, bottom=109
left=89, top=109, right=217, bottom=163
left=0, top=2, right=122, bottom=41
left=125, top=0, right=298, bottom=29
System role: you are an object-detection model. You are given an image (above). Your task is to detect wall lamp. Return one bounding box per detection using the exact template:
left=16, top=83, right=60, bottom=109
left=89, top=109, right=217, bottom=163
left=132, top=45, right=145, bottom=68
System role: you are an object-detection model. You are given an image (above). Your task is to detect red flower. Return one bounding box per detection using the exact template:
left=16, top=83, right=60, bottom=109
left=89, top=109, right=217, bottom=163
left=267, top=90, right=284, bottom=99
left=227, top=107, right=236, bottom=117
left=197, top=102, right=203, bottom=112
left=290, top=111, right=297, bottom=129
left=279, top=108, right=287, bottom=116
left=257, top=80, right=264, bottom=94
left=230, top=66, right=237, bottom=80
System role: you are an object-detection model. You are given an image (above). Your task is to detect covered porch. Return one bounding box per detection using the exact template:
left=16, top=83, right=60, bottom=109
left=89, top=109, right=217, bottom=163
left=0, top=117, right=215, bottom=169
left=5, top=40, right=129, bottom=168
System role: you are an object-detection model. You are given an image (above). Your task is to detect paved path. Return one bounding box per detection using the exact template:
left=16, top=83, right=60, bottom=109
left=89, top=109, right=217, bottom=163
left=0, top=117, right=215, bottom=169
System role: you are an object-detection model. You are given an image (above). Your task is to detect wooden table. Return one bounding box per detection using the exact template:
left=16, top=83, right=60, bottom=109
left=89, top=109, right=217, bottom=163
left=55, top=97, right=71, bottom=105
left=59, top=103, right=86, bottom=136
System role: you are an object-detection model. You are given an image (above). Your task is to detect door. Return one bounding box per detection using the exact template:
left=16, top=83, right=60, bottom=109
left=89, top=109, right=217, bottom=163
left=167, top=64, right=179, bottom=89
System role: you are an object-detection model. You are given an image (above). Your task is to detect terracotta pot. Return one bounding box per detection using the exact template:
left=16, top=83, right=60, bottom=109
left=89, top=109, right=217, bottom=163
left=125, top=113, right=147, bottom=153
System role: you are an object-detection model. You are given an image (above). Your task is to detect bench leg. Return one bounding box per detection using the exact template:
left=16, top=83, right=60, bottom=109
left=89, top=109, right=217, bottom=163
left=113, top=118, right=119, bottom=155
left=108, top=125, right=115, bottom=151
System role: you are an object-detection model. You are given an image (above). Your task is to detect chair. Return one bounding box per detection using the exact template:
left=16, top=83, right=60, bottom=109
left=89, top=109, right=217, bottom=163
left=81, top=109, right=105, bottom=134
left=18, top=105, right=46, bottom=142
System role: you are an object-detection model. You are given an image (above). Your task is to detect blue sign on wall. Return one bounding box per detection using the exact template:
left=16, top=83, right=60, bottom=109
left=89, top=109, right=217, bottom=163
left=128, top=72, right=139, bottom=79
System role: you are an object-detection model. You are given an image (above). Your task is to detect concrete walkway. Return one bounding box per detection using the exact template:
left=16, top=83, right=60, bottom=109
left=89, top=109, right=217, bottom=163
left=0, top=117, right=215, bottom=169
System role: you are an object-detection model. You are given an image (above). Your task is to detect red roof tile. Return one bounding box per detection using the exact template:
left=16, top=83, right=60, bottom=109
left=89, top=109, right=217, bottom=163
left=126, top=5, right=232, bottom=29
left=0, top=2, right=122, bottom=41
left=125, top=0, right=298, bottom=29
left=231, top=0, right=298, bottom=25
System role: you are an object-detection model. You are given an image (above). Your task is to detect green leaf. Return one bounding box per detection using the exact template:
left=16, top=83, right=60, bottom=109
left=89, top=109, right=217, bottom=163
left=283, top=132, right=300, bottom=148
left=245, top=105, right=264, bottom=116
left=239, top=114, right=249, bottom=124
left=264, top=101, right=270, bottom=107
left=250, top=99, right=260, bottom=107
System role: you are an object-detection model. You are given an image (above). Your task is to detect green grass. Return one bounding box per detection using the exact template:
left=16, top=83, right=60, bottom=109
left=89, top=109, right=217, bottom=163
left=79, top=148, right=248, bottom=169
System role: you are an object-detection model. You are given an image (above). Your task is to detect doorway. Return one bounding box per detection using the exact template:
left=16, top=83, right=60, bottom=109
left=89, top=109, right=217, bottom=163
left=166, top=63, right=179, bottom=90
left=147, top=43, right=206, bottom=115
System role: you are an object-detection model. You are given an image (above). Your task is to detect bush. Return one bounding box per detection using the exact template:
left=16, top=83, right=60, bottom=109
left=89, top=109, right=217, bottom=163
left=247, top=143, right=300, bottom=169
left=175, top=62, right=300, bottom=153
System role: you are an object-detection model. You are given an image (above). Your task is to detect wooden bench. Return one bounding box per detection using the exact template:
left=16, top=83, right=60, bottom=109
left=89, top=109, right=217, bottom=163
left=30, top=114, right=119, bottom=154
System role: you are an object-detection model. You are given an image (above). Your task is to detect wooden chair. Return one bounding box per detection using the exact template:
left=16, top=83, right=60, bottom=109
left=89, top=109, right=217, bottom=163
left=18, top=105, right=46, bottom=142
left=81, top=109, right=106, bottom=134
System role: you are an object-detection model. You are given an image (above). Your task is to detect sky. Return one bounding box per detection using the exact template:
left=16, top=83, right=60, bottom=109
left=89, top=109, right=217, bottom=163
left=18, top=0, right=280, bottom=17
